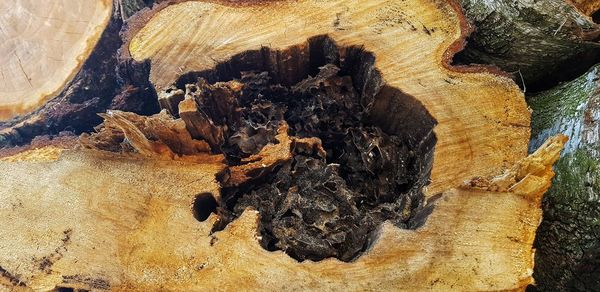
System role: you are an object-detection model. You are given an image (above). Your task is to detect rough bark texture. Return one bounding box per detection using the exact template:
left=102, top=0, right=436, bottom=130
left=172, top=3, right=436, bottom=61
left=529, top=65, right=600, bottom=291
left=0, top=0, right=160, bottom=148
left=115, top=0, right=155, bottom=20
left=457, top=0, right=600, bottom=90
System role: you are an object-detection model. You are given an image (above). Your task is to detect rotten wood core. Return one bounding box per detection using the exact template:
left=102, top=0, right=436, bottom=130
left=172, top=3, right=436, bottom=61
left=85, top=36, right=437, bottom=262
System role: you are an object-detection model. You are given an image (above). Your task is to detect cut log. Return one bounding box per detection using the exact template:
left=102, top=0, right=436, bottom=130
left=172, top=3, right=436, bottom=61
left=0, top=0, right=160, bottom=148
left=529, top=65, right=600, bottom=291
left=0, top=0, right=566, bottom=290
left=457, top=0, right=600, bottom=90
left=0, top=0, right=112, bottom=120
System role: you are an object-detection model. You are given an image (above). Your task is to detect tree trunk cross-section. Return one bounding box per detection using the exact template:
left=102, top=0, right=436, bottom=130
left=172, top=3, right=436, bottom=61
left=126, top=0, right=531, bottom=193
left=0, top=0, right=112, bottom=120
left=0, top=0, right=571, bottom=291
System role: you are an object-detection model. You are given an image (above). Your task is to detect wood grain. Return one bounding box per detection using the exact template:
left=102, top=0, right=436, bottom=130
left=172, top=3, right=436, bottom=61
left=0, top=0, right=112, bottom=120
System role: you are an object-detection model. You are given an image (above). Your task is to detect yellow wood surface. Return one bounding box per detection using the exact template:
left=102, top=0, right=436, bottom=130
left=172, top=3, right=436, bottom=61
left=0, top=0, right=112, bottom=120
left=0, top=1, right=557, bottom=290
left=129, top=0, right=530, bottom=196
left=0, top=136, right=565, bottom=291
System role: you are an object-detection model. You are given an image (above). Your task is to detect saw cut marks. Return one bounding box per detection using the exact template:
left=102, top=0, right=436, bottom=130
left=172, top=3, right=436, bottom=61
left=0, top=0, right=112, bottom=120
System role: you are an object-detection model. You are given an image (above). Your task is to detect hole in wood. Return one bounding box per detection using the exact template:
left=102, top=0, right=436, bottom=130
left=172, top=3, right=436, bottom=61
left=167, top=35, right=437, bottom=262
left=593, top=9, right=600, bottom=23
left=192, top=192, right=218, bottom=222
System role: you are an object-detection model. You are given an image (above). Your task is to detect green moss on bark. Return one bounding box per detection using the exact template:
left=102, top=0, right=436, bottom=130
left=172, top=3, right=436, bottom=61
left=115, top=0, right=156, bottom=20
left=528, top=66, right=599, bottom=151
left=530, top=65, right=600, bottom=291
left=533, top=150, right=600, bottom=291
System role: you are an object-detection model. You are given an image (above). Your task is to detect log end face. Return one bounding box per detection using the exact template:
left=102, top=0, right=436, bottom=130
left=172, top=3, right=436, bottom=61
left=0, top=0, right=113, bottom=120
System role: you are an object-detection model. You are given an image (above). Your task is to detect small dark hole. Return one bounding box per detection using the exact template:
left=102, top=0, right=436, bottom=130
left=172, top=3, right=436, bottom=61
left=192, top=193, right=218, bottom=222
left=593, top=9, right=600, bottom=23
left=55, top=287, right=74, bottom=292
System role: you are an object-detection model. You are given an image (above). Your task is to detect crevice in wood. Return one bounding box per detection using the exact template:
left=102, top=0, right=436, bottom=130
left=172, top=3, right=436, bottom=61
left=593, top=9, right=600, bottom=23
left=0, top=265, right=26, bottom=288
left=193, top=192, right=218, bottom=222
left=156, top=35, right=437, bottom=262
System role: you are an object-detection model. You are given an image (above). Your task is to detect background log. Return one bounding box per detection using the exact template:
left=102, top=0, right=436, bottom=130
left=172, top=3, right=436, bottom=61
left=0, top=0, right=160, bottom=148
left=0, top=0, right=112, bottom=120
left=457, top=0, right=600, bottom=90
left=529, top=65, right=600, bottom=291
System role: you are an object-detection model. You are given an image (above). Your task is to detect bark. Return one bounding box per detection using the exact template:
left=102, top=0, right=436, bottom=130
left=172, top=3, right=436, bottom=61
left=529, top=65, right=600, bottom=291
left=457, top=0, right=600, bottom=90
left=0, top=0, right=160, bottom=148
left=115, top=0, right=155, bottom=20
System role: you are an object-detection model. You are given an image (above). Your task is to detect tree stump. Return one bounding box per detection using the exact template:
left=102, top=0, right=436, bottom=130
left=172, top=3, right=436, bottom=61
left=0, top=0, right=568, bottom=290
